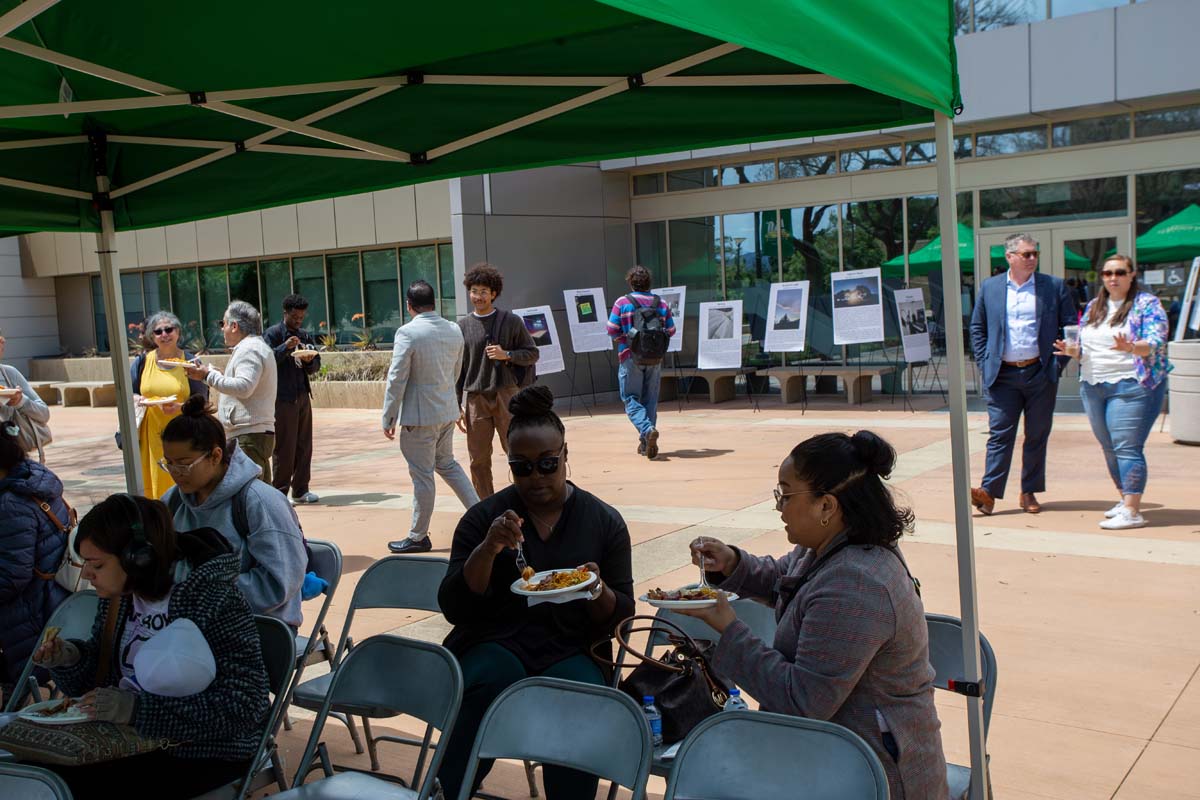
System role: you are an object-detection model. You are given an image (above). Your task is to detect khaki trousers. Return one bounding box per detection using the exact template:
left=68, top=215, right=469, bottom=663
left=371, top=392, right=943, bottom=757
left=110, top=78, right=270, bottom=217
left=233, top=432, right=275, bottom=485
left=463, top=386, right=518, bottom=498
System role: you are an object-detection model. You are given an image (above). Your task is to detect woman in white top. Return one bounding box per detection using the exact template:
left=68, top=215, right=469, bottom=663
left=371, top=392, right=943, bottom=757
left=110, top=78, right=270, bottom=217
left=1055, top=255, right=1169, bottom=530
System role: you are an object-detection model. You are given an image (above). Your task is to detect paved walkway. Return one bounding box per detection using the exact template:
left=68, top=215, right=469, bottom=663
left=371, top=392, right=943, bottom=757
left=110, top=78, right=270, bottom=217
left=36, top=398, right=1200, bottom=799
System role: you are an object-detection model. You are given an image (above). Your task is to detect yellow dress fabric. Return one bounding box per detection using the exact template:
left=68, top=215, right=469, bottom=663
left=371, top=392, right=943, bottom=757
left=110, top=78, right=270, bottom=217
left=139, top=350, right=192, bottom=500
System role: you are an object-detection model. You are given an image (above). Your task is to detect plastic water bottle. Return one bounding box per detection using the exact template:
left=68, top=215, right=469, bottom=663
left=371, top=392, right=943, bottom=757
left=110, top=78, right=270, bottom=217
left=723, top=687, right=749, bottom=712
left=642, top=695, right=663, bottom=746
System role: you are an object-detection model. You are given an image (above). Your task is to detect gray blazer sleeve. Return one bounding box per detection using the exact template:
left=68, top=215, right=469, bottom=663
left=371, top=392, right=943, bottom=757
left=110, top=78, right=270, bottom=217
left=0, top=364, right=50, bottom=424
left=381, top=326, right=413, bottom=429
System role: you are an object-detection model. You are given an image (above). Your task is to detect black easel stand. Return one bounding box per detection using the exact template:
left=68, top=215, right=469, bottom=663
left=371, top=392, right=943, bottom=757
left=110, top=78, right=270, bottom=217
left=564, top=352, right=596, bottom=418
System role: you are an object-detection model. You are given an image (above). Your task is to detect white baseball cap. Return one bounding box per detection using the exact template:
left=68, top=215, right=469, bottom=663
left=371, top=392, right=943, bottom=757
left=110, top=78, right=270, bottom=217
left=132, top=618, right=217, bottom=697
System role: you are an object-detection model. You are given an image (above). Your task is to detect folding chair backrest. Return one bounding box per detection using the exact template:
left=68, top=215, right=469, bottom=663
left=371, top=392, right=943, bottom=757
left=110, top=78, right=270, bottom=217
left=926, top=613, right=998, bottom=733
left=0, top=762, right=73, bottom=800
left=663, top=711, right=889, bottom=800
left=294, top=635, right=462, bottom=799
left=329, top=556, right=449, bottom=663
left=459, top=677, right=651, bottom=800
left=4, top=589, right=99, bottom=712
left=256, top=616, right=299, bottom=699
left=297, top=539, right=342, bottom=662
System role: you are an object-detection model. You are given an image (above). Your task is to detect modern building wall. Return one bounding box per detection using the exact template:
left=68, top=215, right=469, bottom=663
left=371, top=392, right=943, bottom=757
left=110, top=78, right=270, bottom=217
left=0, top=237, right=59, bottom=374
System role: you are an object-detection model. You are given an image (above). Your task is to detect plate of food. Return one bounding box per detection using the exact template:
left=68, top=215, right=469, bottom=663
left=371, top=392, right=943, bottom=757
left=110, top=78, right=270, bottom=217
left=19, top=697, right=90, bottom=726
left=0, top=385, right=18, bottom=399
left=140, top=395, right=177, bottom=407
left=291, top=349, right=320, bottom=358
left=640, top=584, right=738, bottom=609
left=510, top=568, right=597, bottom=597
left=156, top=358, right=195, bottom=369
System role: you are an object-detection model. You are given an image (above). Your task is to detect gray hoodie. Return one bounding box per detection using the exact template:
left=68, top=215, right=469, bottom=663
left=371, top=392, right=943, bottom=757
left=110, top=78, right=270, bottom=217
left=164, top=444, right=305, bottom=628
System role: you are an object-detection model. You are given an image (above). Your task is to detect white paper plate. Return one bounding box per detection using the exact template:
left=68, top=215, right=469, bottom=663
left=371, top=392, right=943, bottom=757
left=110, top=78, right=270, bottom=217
left=291, top=349, right=320, bottom=357
left=141, top=395, right=178, bottom=407
left=156, top=359, right=193, bottom=369
left=510, top=569, right=598, bottom=597
left=19, top=699, right=90, bottom=726
left=0, top=387, right=19, bottom=398
left=639, top=586, right=738, bottom=609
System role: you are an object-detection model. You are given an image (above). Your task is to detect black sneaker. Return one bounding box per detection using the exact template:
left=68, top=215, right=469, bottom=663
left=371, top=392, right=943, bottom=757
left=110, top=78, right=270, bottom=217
left=637, top=439, right=646, bottom=456
left=388, top=536, right=432, bottom=554
left=645, top=428, right=660, bottom=460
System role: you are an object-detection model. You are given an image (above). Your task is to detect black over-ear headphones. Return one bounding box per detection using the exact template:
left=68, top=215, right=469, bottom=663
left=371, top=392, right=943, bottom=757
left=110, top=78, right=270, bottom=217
left=116, top=493, right=157, bottom=579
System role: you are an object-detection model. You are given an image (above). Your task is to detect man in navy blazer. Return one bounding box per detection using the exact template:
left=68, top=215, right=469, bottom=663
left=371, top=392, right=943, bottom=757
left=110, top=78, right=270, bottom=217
left=969, top=232, right=1076, bottom=515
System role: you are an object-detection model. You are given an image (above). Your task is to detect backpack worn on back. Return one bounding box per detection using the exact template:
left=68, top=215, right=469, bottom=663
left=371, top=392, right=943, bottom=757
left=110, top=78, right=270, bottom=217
left=166, top=482, right=315, bottom=570
left=627, top=294, right=669, bottom=365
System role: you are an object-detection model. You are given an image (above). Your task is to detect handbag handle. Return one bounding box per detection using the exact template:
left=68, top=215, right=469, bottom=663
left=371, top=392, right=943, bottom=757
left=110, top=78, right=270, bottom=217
left=595, top=614, right=715, bottom=674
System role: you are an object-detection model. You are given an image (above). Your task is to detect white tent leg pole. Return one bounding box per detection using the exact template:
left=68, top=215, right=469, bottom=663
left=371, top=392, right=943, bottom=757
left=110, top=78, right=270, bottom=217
left=934, top=111, right=989, bottom=799
left=94, top=172, right=143, bottom=494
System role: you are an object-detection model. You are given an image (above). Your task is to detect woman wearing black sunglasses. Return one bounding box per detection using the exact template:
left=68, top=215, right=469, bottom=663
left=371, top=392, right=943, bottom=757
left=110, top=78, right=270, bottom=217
left=437, top=385, right=635, bottom=799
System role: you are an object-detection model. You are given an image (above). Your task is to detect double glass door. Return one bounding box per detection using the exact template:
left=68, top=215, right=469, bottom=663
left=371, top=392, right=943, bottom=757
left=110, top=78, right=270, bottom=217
left=975, top=223, right=1132, bottom=398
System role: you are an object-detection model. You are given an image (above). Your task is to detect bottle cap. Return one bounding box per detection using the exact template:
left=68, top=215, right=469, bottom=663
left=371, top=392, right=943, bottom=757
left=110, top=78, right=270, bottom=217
left=730, top=688, right=740, bottom=696
left=643, top=695, right=654, bottom=704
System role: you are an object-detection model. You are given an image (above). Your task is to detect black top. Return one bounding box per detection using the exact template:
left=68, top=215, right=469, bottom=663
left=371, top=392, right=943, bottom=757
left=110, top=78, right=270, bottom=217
left=438, top=483, right=635, bottom=673
left=263, top=322, right=322, bottom=403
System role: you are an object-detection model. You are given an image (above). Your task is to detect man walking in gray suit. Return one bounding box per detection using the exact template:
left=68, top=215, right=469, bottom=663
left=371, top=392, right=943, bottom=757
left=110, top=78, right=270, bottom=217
left=382, top=281, right=480, bottom=553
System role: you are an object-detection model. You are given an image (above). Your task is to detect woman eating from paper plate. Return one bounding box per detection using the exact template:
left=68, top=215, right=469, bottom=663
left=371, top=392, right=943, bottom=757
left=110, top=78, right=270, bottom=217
left=31, top=493, right=269, bottom=800
left=679, top=431, right=950, bottom=800
left=437, top=385, right=635, bottom=800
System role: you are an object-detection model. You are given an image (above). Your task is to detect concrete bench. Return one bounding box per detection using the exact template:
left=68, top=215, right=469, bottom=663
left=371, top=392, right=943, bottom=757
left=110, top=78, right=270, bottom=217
left=661, top=368, right=743, bottom=404
left=27, top=381, right=61, bottom=405
left=758, top=365, right=895, bottom=405
left=52, top=381, right=117, bottom=407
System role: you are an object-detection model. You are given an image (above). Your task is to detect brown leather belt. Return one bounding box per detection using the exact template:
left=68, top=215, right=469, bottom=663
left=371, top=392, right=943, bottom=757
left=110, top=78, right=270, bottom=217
left=1002, top=357, right=1039, bottom=368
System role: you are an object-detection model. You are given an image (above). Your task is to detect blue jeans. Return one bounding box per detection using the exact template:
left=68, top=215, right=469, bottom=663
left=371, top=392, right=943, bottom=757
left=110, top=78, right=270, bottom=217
left=618, top=358, right=662, bottom=440
left=1079, top=378, right=1166, bottom=496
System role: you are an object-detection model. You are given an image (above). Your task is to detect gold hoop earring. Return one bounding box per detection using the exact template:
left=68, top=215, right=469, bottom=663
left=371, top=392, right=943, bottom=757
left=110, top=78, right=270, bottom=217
left=820, top=518, right=830, bottom=527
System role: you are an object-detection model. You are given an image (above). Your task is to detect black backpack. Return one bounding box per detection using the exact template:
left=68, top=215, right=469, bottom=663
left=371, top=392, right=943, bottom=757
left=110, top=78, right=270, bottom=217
left=627, top=295, right=669, bottom=365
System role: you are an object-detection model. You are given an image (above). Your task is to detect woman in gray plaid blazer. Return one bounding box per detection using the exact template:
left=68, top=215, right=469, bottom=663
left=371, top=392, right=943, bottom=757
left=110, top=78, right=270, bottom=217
left=683, top=431, right=950, bottom=800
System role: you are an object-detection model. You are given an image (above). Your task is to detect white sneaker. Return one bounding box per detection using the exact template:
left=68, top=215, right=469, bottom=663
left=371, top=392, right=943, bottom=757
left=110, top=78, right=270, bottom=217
left=1099, top=508, right=1146, bottom=530
left=293, top=492, right=320, bottom=505
left=1104, top=501, right=1126, bottom=519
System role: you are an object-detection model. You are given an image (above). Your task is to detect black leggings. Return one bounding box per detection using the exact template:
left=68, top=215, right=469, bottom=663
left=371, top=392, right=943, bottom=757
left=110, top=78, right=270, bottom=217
left=48, top=751, right=251, bottom=800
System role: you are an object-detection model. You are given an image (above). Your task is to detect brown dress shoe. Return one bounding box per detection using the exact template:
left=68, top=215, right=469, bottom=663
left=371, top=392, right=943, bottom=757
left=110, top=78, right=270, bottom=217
left=1019, top=492, right=1042, bottom=514
left=970, top=487, right=995, bottom=516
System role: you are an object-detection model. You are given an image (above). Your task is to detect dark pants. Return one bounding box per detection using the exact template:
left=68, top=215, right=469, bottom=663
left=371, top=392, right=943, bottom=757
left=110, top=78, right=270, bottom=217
left=438, top=643, right=606, bottom=800
left=982, top=364, right=1058, bottom=498
left=49, top=751, right=251, bottom=800
left=273, top=393, right=313, bottom=497
left=233, top=432, right=275, bottom=485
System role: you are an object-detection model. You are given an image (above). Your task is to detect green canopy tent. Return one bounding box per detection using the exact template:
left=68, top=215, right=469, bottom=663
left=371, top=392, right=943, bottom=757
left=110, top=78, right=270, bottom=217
left=1113, top=203, right=1200, bottom=264
left=0, top=2, right=988, bottom=795
left=884, top=221, right=1089, bottom=279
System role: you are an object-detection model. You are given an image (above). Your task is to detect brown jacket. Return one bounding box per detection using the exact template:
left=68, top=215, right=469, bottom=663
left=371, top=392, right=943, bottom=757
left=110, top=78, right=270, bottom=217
left=712, top=534, right=949, bottom=800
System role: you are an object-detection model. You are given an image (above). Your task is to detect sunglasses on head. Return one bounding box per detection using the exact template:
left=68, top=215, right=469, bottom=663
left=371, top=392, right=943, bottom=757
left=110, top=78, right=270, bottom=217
left=152, top=326, right=175, bottom=336
left=1101, top=269, right=1130, bottom=278
left=508, top=448, right=564, bottom=478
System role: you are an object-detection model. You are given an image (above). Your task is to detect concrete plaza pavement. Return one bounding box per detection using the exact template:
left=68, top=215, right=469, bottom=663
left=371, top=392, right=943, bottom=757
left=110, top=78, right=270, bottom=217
left=36, top=395, right=1200, bottom=799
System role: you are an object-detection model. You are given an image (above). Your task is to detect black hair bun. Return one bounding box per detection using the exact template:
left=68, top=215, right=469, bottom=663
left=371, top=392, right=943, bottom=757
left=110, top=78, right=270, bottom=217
left=508, top=385, right=555, bottom=417
left=850, top=430, right=896, bottom=479
left=180, top=394, right=211, bottom=417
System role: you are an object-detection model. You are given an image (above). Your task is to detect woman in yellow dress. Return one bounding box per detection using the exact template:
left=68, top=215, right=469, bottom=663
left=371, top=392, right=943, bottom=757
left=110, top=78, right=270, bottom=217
left=132, top=311, right=209, bottom=499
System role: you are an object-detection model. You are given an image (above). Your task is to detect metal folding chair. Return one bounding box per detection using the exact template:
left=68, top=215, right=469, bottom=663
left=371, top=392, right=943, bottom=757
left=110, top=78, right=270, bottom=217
left=275, top=635, right=462, bottom=800
left=0, top=762, right=73, bottom=800
left=459, top=677, right=652, bottom=800
left=663, top=710, right=889, bottom=800
left=295, top=539, right=343, bottom=670
left=291, top=556, right=449, bottom=772
left=926, top=613, right=998, bottom=800
left=4, top=590, right=99, bottom=712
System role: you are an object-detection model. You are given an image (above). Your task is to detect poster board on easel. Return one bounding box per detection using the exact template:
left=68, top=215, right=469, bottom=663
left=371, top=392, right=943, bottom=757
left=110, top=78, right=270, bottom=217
left=1174, top=256, right=1200, bottom=341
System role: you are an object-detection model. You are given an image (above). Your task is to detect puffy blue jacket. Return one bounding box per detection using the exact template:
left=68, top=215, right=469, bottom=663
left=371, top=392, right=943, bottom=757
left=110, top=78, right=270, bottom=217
left=0, top=460, right=69, bottom=684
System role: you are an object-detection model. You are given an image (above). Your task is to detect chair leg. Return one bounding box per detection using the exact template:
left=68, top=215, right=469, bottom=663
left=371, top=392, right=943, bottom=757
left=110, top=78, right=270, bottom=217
left=282, top=712, right=293, bottom=731
left=271, top=750, right=289, bottom=792
left=361, top=716, right=381, bottom=772
left=523, top=759, right=539, bottom=798
left=333, top=711, right=366, bottom=755
left=605, top=780, right=620, bottom=800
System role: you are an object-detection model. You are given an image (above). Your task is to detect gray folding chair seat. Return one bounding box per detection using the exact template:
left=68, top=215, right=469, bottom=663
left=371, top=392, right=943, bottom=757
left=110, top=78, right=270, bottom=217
left=4, top=590, right=99, bottom=712
left=274, top=635, right=462, bottom=800
left=459, top=677, right=652, bottom=800
left=663, top=710, right=889, bottom=800
left=0, top=762, right=73, bottom=800
left=926, top=613, right=998, bottom=800
left=290, top=556, right=450, bottom=772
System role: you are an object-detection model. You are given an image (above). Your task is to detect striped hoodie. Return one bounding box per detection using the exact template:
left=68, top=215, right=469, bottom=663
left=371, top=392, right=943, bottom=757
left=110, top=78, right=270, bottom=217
left=605, top=291, right=676, bottom=363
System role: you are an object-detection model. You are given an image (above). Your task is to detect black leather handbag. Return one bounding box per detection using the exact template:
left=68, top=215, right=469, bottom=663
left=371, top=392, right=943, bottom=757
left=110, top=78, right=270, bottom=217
left=604, top=615, right=731, bottom=744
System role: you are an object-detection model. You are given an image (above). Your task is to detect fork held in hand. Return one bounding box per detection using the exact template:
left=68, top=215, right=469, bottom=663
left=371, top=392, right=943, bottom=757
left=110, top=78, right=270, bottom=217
left=696, top=536, right=711, bottom=589
left=516, top=541, right=533, bottom=579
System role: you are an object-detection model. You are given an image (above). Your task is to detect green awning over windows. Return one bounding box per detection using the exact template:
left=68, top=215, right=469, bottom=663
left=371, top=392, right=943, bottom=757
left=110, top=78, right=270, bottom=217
left=1114, top=204, right=1200, bottom=264
left=0, top=0, right=961, bottom=233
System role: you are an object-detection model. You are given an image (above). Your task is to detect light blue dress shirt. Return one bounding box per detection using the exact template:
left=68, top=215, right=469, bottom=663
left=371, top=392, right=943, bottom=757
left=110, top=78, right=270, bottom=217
left=1003, top=271, right=1039, bottom=362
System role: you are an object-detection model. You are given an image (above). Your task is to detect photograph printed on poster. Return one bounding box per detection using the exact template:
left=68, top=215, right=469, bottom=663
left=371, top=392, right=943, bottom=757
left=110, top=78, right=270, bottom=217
left=832, top=276, right=881, bottom=309
left=773, top=288, right=808, bottom=330
left=656, top=286, right=687, bottom=353
left=898, top=300, right=927, bottom=335
left=522, top=313, right=553, bottom=346
left=707, top=306, right=736, bottom=340
left=574, top=293, right=598, bottom=323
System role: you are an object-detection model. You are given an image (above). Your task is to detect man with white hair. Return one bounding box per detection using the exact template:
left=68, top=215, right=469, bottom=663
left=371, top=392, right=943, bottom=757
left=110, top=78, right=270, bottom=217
left=186, top=300, right=278, bottom=483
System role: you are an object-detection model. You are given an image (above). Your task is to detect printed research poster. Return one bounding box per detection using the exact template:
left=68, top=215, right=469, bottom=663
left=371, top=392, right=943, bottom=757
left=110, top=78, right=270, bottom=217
left=893, top=287, right=932, bottom=363
left=654, top=286, right=687, bottom=353
left=763, top=280, right=810, bottom=353
left=511, top=305, right=564, bottom=375
left=563, top=287, right=610, bottom=354
left=831, top=267, right=884, bottom=346
left=698, top=299, right=743, bottom=369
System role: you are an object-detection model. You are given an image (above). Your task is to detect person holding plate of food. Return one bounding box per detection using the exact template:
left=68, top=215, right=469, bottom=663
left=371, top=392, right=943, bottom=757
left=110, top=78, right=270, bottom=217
left=437, top=385, right=634, bottom=800
left=130, top=311, right=208, bottom=500
left=679, top=431, right=950, bottom=800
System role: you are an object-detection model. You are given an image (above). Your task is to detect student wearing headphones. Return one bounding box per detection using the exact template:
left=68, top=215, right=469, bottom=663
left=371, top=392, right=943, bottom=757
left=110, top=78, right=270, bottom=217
left=32, top=494, right=270, bottom=800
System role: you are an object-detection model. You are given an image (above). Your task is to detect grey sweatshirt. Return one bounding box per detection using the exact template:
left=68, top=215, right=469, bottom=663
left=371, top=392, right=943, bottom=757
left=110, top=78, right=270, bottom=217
left=164, top=445, right=306, bottom=628
left=206, top=335, right=278, bottom=437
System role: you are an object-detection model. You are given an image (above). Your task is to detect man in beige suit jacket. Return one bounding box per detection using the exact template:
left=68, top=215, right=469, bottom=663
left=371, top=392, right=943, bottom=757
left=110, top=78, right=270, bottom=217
left=383, top=281, right=479, bottom=553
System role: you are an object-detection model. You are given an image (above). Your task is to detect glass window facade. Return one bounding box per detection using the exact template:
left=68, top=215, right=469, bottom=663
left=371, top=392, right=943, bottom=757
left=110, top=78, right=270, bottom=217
left=292, top=256, right=329, bottom=342
left=227, top=262, right=261, bottom=321
left=1052, top=115, right=1130, bottom=147
left=170, top=268, right=202, bottom=350
left=327, top=253, right=363, bottom=344
left=363, top=249, right=400, bottom=345
left=400, top=245, right=438, bottom=325
left=722, top=211, right=779, bottom=366
left=632, top=173, right=663, bottom=196
left=840, top=146, right=902, bottom=172
left=667, top=167, right=718, bottom=192
left=974, top=0, right=1046, bottom=31
left=1135, top=167, right=1200, bottom=334
left=143, top=270, right=169, bottom=318
left=719, top=161, right=776, bottom=186
left=976, top=125, right=1048, bottom=157
left=980, top=177, right=1127, bottom=227
left=198, top=265, right=229, bottom=349
left=778, top=153, right=837, bottom=179
left=437, top=243, right=456, bottom=318
left=1135, top=105, right=1200, bottom=138
left=258, top=259, right=292, bottom=329
left=780, top=204, right=839, bottom=359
